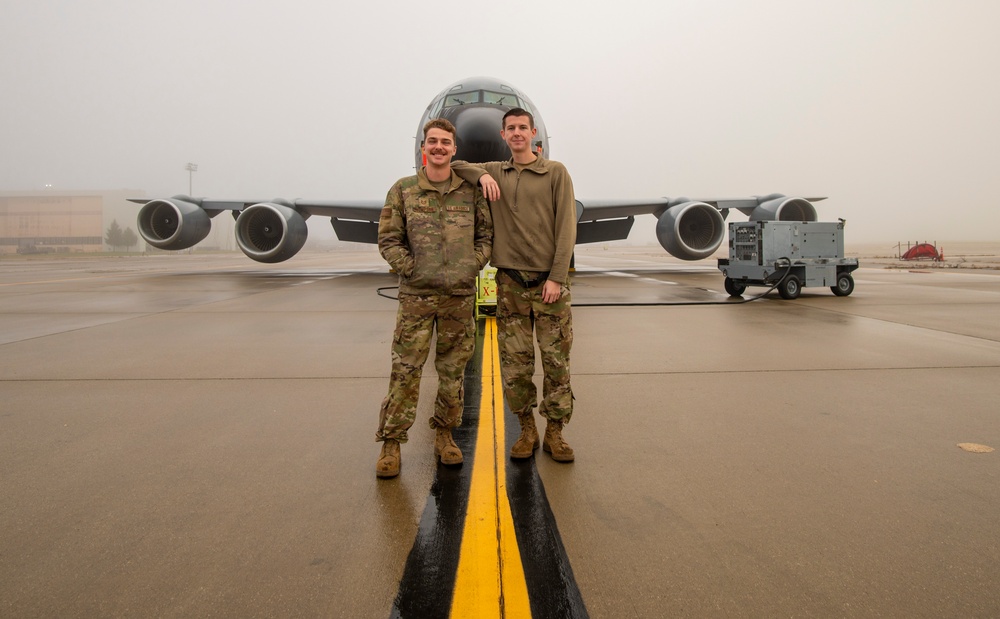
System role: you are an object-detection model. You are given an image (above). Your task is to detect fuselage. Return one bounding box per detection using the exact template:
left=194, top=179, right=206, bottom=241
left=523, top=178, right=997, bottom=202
left=414, top=77, right=549, bottom=168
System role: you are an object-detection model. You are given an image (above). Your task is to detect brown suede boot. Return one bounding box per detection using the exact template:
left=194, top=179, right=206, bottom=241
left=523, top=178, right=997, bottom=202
left=543, top=419, right=575, bottom=462
left=510, top=413, right=540, bottom=459
left=376, top=440, right=401, bottom=478
left=434, top=427, right=463, bottom=466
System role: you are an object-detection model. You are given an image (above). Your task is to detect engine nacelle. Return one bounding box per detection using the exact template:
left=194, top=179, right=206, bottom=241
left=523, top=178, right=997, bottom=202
left=654, top=200, right=726, bottom=261
left=137, top=197, right=211, bottom=250
left=749, top=194, right=817, bottom=222
left=235, top=201, right=308, bottom=263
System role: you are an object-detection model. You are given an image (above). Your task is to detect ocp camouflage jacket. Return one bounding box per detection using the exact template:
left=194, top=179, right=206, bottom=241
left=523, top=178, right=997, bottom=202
left=378, top=168, right=492, bottom=296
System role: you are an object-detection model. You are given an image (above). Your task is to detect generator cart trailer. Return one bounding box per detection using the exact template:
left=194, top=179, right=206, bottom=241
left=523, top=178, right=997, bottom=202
left=717, top=220, right=859, bottom=299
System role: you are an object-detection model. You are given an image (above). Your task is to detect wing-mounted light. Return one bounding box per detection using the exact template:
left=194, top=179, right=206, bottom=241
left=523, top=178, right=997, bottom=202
left=749, top=194, right=817, bottom=222
left=235, top=200, right=309, bottom=263
left=654, top=199, right=726, bottom=261
left=137, top=196, right=212, bottom=250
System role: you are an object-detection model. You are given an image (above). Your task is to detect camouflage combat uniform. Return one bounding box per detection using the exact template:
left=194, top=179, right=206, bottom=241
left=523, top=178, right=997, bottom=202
left=452, top=156, right=576, bottom=423
left=375, top=168, right=492, bottom=443
left=496, top=269, right=574, bottom=421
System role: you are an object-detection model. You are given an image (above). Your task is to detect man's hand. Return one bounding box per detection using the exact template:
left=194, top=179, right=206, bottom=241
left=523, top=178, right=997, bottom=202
left=479, top=174, right=500, bottom=202
left=541, top=279, right=562, bottom=304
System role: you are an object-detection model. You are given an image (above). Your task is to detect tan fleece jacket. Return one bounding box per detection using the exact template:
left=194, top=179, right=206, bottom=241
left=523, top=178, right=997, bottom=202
left=452, top=156, right=576, bottom=284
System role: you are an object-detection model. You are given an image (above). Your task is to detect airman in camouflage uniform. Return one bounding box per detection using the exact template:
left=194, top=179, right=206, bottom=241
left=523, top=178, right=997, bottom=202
left=375, top=118, right=492, bottom=479
left=452, top=108, right=577, bottom=463
left=496, top=269, right=573, bottom=427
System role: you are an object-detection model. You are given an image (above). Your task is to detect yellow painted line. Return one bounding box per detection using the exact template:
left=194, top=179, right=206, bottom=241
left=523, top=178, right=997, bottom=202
left=0, top=264, right=230, bottom=287
left=451, top=317, right=531, bottom=618
left=0, top=273, right=145, bottom=287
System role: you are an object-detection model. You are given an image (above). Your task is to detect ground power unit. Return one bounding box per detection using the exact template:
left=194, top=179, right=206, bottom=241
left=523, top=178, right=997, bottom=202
left=717, top=220, right=859, bottom=299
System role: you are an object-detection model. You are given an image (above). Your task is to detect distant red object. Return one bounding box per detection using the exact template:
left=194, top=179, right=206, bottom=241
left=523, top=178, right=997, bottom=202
left=901, top=243, right=942, bottom=261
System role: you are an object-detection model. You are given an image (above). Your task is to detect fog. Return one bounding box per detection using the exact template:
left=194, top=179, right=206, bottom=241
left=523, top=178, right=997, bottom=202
left=2, top=0, right=998, bottom=244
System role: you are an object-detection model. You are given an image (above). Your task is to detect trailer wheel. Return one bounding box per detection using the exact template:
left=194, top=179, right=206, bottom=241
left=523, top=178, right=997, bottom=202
left=778, top=275, right=801, bottom=300
left=724, top=277, right=746, bottom=297
left=831, top=273, right=855, bottom=297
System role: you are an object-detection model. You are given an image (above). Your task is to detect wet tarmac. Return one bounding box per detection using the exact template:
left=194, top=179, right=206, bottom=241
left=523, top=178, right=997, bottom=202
left=1, top=247, right=999, bottom=617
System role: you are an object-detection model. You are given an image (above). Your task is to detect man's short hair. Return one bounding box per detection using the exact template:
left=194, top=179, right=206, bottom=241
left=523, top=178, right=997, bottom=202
left=423, top=118, right=457, bottom=140
left=502, top=107, right=534, bottom=130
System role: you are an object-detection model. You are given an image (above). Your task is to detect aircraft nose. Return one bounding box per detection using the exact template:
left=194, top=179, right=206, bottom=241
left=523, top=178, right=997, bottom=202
left=446, top=106, right=510, bottom=163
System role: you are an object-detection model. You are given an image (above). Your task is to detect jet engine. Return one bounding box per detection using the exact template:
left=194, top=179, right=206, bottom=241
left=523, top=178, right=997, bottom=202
left=654, top=199, right=727, bottom=261
left=749, top=194, right=817, bottom=222
left=235, top=201, right=309, bottom=263
left=137, top=196, right=212, bottom=250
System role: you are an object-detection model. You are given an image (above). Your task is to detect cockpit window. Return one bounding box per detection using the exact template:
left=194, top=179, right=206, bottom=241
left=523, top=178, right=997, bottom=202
left=441, top=90, right=525, bottom=108
left=428, top=97, right=444, bottom=118
left=444, top=91, right=480, bottom=107
left=482, top=90, right=522, bottom=106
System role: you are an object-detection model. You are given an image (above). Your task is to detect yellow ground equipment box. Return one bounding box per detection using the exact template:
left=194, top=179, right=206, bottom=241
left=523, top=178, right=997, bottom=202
left=476, top=266, right=497, bottom=319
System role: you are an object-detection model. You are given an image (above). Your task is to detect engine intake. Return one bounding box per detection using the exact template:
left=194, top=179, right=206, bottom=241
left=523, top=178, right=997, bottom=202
left=655, top=200, right=726, bottom=261
left=235, top=202, right=308, bottom=263
left=137, top=197, right=211, bottom=250
left=749, top=194, right=817, bottom=222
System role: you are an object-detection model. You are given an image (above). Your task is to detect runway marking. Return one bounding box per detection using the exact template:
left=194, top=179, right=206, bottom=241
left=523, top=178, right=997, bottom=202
left=391, top=318, right=588, bottom=618
left=583, top=271, right=679, bottom=286
left=451, top=317, right=531, bottom=618
left=957, top=443, right=995, bottom=453
left=0, top=266, right=367, bottom=288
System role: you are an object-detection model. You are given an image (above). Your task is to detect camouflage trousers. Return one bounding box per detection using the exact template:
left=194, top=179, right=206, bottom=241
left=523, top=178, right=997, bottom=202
left=376, top=293, right=476, bottom=443
left=496, top=271, right=574, bottom=423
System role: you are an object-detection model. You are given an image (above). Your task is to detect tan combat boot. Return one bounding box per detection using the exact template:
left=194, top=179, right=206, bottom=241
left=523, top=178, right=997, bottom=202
left=376, top=440, right=401, bottom=478
left=434, top=427, right=464, bottom=465
left=510, top=413, right=540, bottom=459
left=542, top=419, right=575, bottom=462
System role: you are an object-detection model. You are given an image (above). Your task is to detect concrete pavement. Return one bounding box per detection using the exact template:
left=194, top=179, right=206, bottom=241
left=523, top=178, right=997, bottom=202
left=2, top=248, right=998, bottom=617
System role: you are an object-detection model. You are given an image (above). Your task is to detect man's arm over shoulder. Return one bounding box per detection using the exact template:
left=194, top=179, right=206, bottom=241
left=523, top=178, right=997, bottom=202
left=548, top=161, right=577, bottom=284
left=451, top=160, right=503, bottom=186
left=377, top=180, right=414, bottom=277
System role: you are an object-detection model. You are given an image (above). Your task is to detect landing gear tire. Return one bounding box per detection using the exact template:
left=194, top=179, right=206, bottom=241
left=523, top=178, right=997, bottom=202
left=831, top=273, right=855, bottom=297
left=778, top=275, right=801, bottom=300
left=724, top=277, right=746, bottom=297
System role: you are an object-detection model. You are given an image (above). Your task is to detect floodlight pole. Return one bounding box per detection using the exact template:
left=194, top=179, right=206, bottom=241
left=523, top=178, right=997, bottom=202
left=185, top=163, right=198, bottom=195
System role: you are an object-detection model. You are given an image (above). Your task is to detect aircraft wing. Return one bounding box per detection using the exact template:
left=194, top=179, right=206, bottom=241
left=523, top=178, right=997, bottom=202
left=576, top=196, right=828, bottom=222
left=293, top=199, right=385, bottom=244
left=574, top=195, right=826, bottom=259
left=128, top=197, right=384, bottom=222
left=577, top=198, right=671, bottom=222
left=130, top=195, right=386, bottom=263
left=132, top=192, right=826, bottom=264
left=292, top=199, right=384, bottom=220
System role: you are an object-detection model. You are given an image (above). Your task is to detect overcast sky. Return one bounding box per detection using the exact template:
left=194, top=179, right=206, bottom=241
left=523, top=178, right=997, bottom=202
left=2, top=0, right=998, bottom=244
